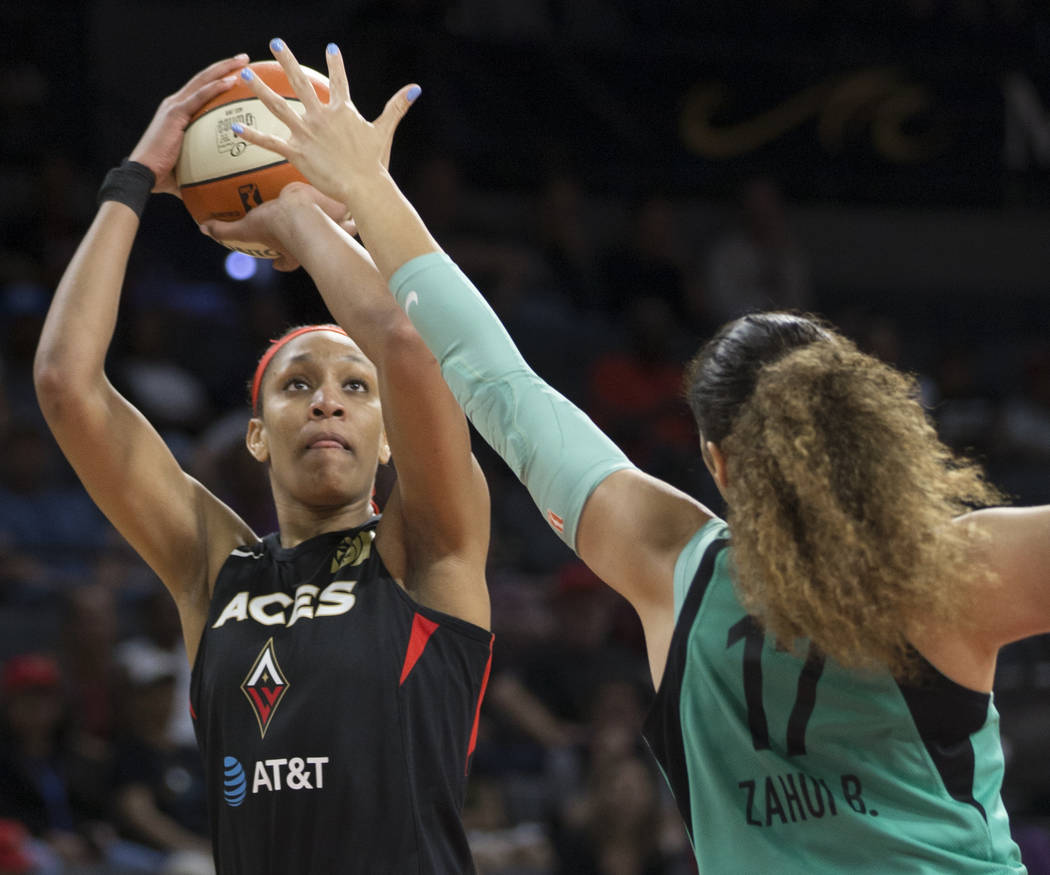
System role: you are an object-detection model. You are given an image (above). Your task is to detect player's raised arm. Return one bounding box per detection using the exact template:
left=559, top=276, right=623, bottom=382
left=203, top=182, right=491, bottom=630
left=220, top=38, right=713, bottom=680
left=33, top=56, right=255, bottom=661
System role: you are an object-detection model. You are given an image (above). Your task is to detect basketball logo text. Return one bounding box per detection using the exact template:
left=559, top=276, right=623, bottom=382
left=216, top=109, right=256, bottom=156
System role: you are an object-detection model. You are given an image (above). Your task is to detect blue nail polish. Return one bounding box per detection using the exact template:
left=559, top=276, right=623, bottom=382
left=406, top=85, right=421, bottom=102
left=270, top=37, right=285, bottom=53
left=240, top=68, right=253, bottom=81
left=326, top=43, right=338, bottom=55
left=232, top=123, right=244, bottom=135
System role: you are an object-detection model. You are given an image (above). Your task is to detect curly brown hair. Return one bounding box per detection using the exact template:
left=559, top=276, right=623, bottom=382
left=685, top=313, right=1001, bottom=677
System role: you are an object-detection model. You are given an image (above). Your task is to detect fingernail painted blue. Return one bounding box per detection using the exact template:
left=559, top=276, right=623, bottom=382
left=240, top=68, right=253, bottom=81
left=326, top=43, right=338, bottom=55
left=406, top=85, right=421, bottom=102
left=232, top=123, right=244, bottom=134
left=270, top=38, right=285, bottom=52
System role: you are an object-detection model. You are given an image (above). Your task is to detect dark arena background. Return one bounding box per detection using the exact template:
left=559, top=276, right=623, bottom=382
left=1, top=2, right=1048, bottom=872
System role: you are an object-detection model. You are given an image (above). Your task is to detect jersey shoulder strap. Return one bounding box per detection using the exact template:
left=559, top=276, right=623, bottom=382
left=645, top=521, right=731, bottom=844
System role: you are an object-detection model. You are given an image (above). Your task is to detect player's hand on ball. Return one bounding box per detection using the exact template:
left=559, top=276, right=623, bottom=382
left=200, top=182, right=350, bottom=272
left=229, top=38, right=418, bottom=209
left=130, top=55, right=249, bottom=197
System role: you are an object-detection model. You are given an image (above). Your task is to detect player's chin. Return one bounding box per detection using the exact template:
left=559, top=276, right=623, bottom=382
left=300, top=485, right=361, bottom=512
left=299, top=468, right=369, bottom=507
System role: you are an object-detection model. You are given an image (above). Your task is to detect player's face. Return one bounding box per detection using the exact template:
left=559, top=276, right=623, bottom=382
left=247, top=331, right=389, bottom=510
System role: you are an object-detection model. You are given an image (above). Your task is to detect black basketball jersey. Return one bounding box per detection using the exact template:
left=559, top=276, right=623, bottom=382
left=190, top=519, right=494, bottom=874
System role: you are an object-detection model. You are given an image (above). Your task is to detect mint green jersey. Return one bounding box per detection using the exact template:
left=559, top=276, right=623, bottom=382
left=643, top=518, right=1025, bottom=873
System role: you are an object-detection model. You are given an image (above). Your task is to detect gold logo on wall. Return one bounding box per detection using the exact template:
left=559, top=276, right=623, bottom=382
left=680, top=67, right=946, bottom=163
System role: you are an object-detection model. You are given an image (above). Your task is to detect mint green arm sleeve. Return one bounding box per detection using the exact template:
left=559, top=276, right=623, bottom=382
left=389, top=251, right=633, bottom=552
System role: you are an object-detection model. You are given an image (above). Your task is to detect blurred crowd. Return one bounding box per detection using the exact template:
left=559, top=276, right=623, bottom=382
left=0, top=156, right=1048, bottom=873
left=2, top=1, right=1050, bottom=873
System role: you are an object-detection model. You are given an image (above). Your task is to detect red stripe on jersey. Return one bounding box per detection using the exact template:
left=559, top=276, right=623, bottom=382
left=548, top=510, right=564, bottom=532
left=399, top=613, right=440, bottom=686
left=189, top=699, right=197, bottom=721
left=465, top=634, right=495, bottom=776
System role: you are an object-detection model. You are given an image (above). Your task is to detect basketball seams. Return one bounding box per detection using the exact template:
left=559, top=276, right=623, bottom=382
left=177, top=158, right=291, bottom=190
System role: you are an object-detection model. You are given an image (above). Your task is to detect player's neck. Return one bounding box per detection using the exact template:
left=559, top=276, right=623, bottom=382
left=273, top=497, right=374, bottom=549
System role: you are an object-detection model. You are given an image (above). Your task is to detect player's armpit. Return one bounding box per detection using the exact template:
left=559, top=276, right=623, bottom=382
left=576, top=468, right=714, bottom=683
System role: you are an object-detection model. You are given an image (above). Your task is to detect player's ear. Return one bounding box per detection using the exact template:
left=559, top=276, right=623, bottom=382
left=246, top=417, right=270, bottom=463
left=378, top=429, right=391, bottom=466
left=703, top=439, right=729, bottom=491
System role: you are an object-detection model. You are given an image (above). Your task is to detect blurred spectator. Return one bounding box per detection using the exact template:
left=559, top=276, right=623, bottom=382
left=586, top=295, right=696, bottom=487
left=478, top=571, right=583, bottom=782
left=599, top=194, right=688, bottom=321
left=112, top=652, right=211, bottom=870
left=704, top=176, right=813, bottom=322
left=60, top=585, right=120, bottom=747
left=487, top=470, right=578, bottom=574
left=404, top=154, right=584, bottom=393
left=116, top=586, right=195, bottom=750
left=511, top=563, right=648, bottom=733
left=998, top=345, right=1050, bottom=462
left=118, top=305, right=211, bottom=460
left=532, top=172, right=600, bottom=313
left=92, top=531, right=162, bottom=601
left=0, top=421, right=110, bottom=595
left=0, top=282, right=49, bottom=426
left=464, top=776, right=555, bottom=874
left=0, top=654, right=99, bottom=870
left=36, top=155, right=96, bottom=290
left=480, top=564, right=648, bottom=809
left=0, top=819, right=34, bottom=875
left=931, top=343, right=998, bottom=457
left=583, top=678, right=650, bottom=774
left=553, top=751, right=691, bottom=875
left=850, top=312, right=938, bottom=408
left=190, top=411, right=275, bottom=535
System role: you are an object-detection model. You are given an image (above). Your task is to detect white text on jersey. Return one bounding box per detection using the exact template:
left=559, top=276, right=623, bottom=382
left=252, top=756, right=329, bottom=793
left=212, top=582, right=358, bottom=629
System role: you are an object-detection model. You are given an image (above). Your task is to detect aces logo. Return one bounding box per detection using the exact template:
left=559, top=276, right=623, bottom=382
left=241, top=638, right=289, bottom=738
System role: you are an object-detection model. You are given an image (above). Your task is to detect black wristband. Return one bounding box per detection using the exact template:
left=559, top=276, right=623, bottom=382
left=97, top=159, right=156, bottom=218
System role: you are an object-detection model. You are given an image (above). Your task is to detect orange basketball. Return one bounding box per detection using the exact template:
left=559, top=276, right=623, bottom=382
left=175, top=60, right=329, bottom=258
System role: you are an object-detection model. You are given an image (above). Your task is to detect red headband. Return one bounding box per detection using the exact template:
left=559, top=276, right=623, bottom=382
left=251, top=324, right=349, bottom=415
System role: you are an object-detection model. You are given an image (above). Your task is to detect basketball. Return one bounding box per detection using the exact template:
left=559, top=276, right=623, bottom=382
left=176, top=60, right=329, bottom=258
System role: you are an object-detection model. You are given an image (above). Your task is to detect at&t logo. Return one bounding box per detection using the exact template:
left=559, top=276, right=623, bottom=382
left=221, top=754, right=330, bottom=806
left=223, top=756, right=247, bottom=807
